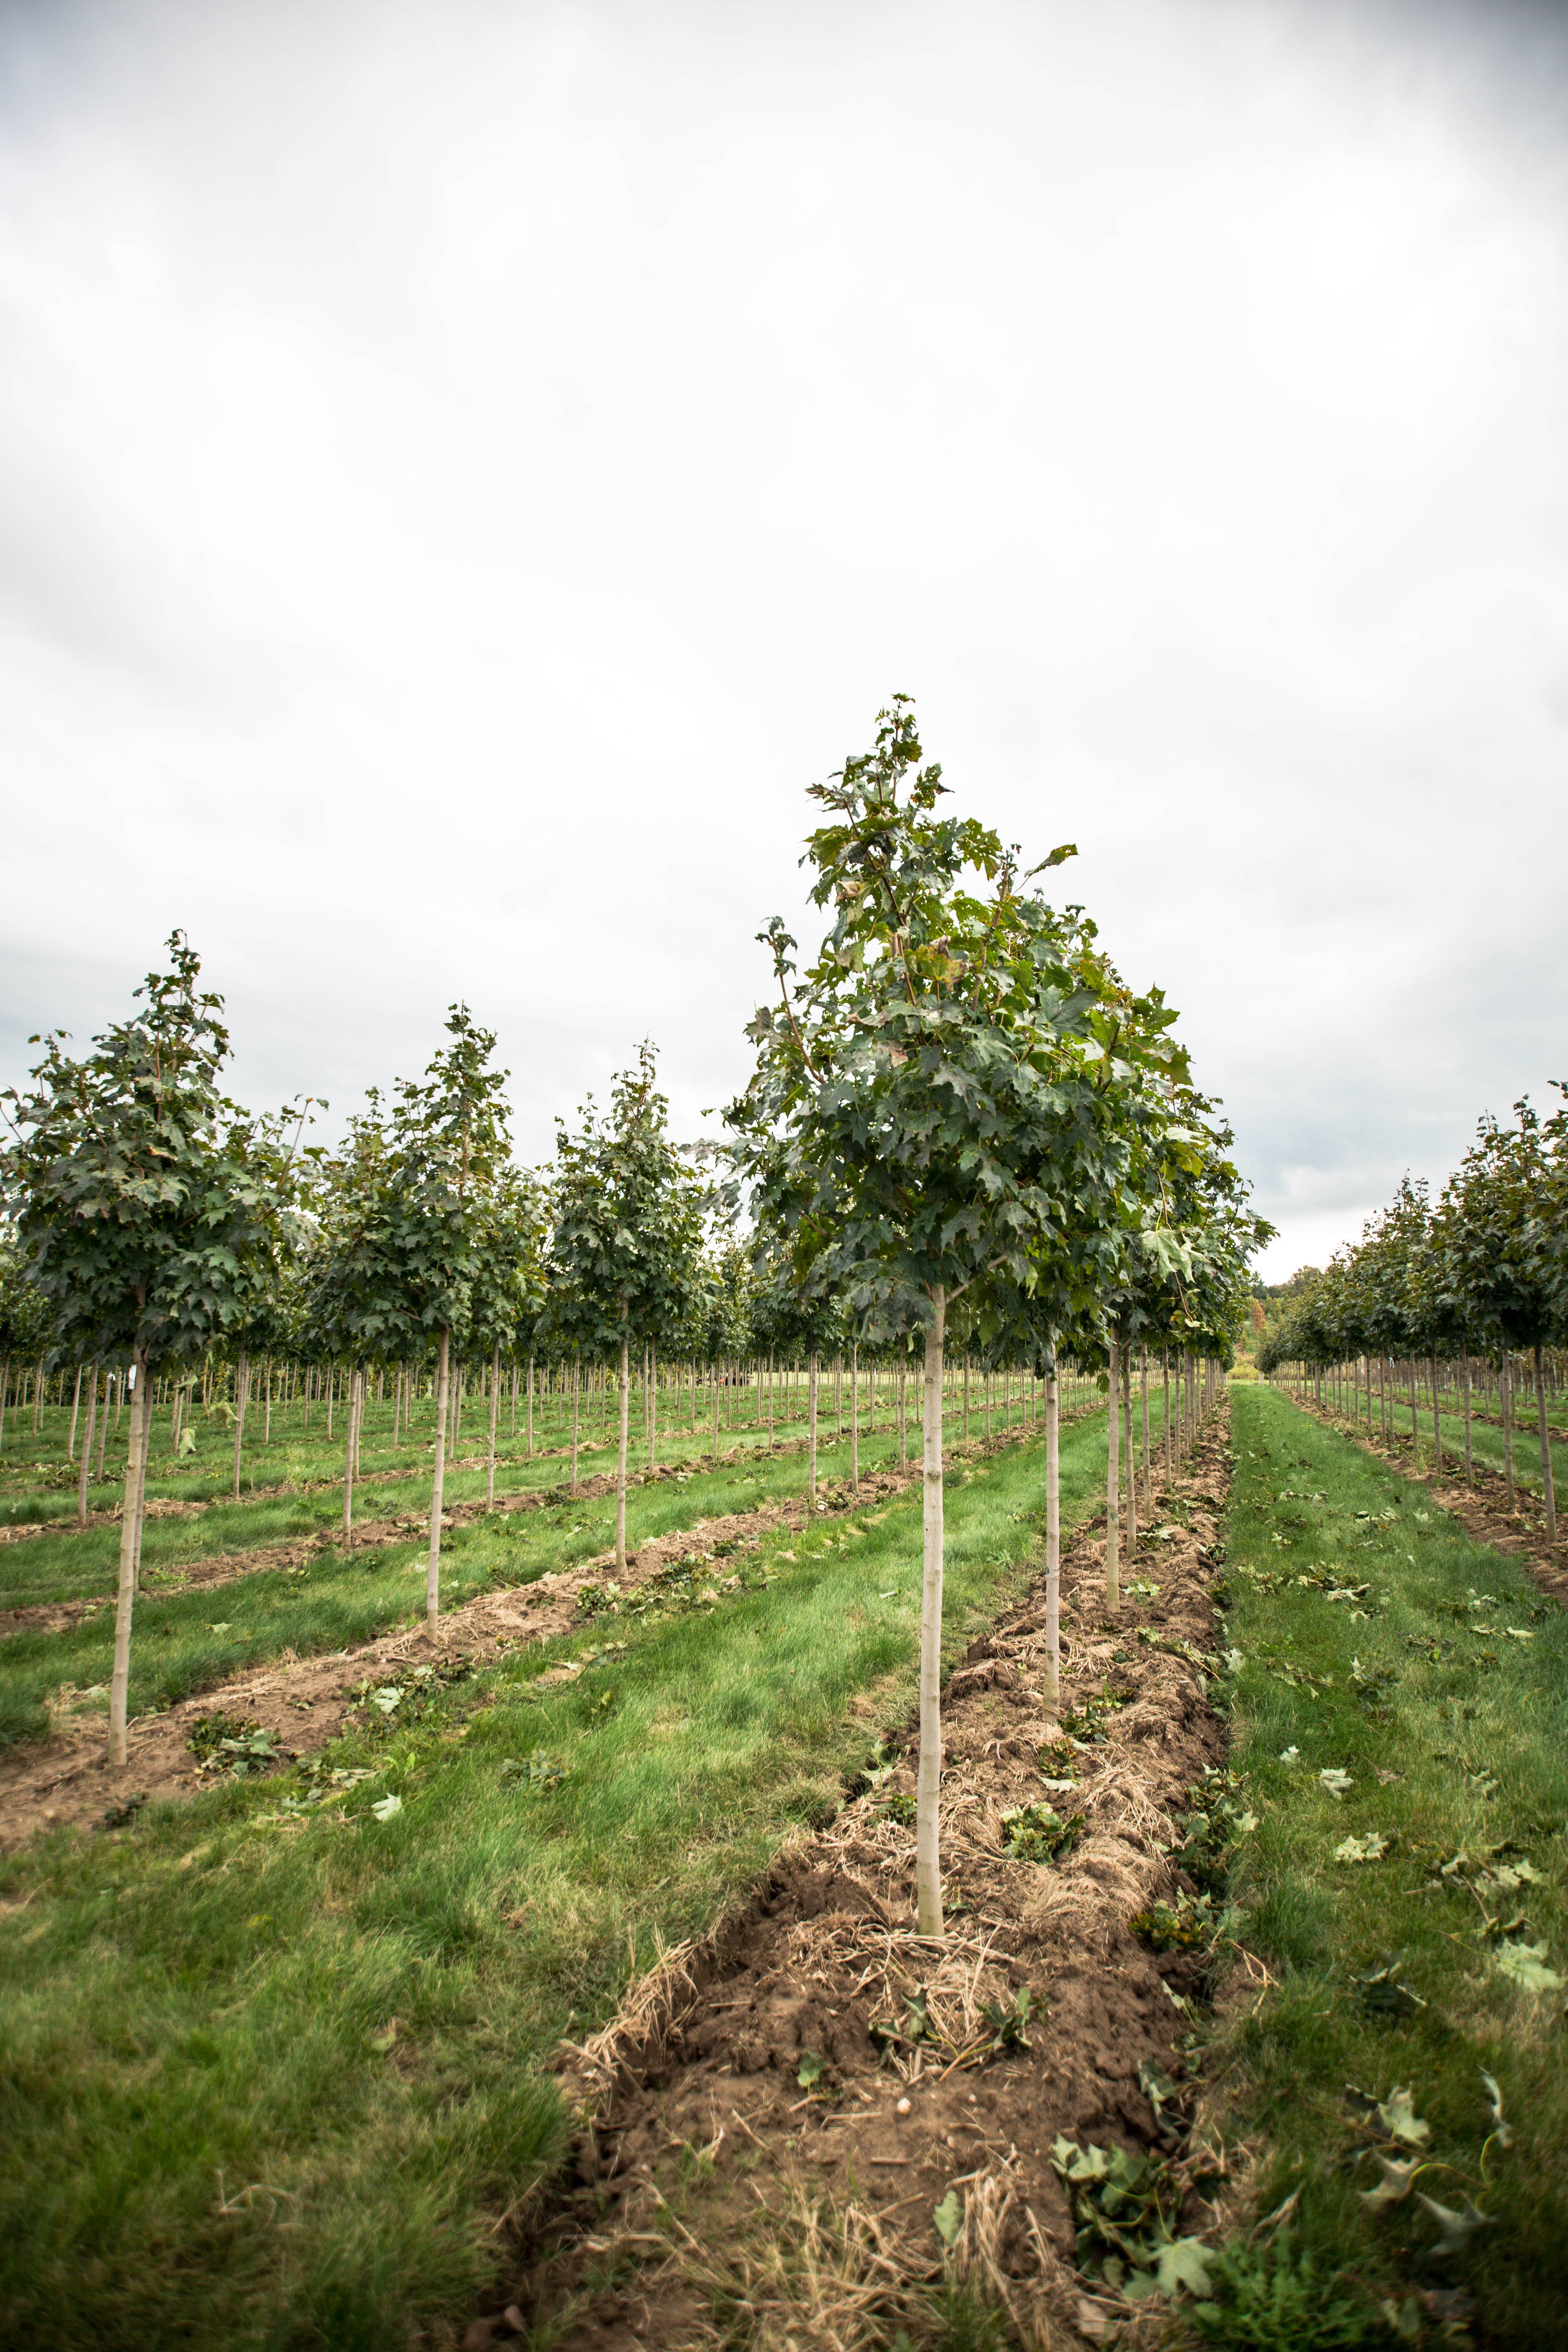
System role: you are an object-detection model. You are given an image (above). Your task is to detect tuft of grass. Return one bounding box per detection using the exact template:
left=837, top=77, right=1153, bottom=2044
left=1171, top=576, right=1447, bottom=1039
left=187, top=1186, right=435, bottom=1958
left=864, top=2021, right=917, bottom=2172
left=1211, top=1382, right=1568, bottom=2347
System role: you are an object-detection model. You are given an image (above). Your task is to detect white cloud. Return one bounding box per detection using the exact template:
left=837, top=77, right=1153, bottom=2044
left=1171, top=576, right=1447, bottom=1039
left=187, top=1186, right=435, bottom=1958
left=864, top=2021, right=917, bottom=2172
left=1, top=0, right=1564, bottom=1282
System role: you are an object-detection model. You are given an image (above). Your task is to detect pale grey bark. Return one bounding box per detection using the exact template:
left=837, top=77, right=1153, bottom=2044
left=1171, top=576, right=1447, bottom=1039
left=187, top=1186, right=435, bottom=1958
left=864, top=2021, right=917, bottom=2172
left=915, top=1287, right=947, bottom=1939
left=108, top=1360, right=148, bottom=1766
left=343, top=1367, right=359, bottom=1546
left=1043, top=1356, right=1061, bottom=1713
left=808, top=1349, right=819, bottom=1503
left=487, top=1340, right=501, bottom=1506
left=1124, top=1364, right=1138, bottom=1557
left=231, top=1351, right=250, bottom=1502
left=615, top=1323, right=630, bottom=1568
left=1105, top=1340, right=1121, bottom=1610
left=67, top=1365, right=82, bottom=1459
left=426, top=1327, right=450, bottom=1633
left=571, top=1355, right=580, bottom=1492
left=1536, top=1345, right=1557, bottom=1544
left=76, top=1366, right=98, bottom=1528
left=850, top=1342, right=860, bottom=1489
left=1462, top=1355, right=1472, bottom=1481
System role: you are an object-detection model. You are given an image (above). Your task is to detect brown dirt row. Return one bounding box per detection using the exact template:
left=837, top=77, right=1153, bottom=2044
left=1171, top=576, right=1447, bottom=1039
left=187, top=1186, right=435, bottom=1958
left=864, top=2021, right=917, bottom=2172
left=0, top=1416, right=1074, bottom=1856
left=0, top=1410, right=941, bottom=1548
left=460, top=1417, right=1236, bottom=2352
left=0, top=1437, right=604, bottom=1546
left=0, top=1416, right=1063, bottom=1636
left=0, top=1469, right=927, bottom=1855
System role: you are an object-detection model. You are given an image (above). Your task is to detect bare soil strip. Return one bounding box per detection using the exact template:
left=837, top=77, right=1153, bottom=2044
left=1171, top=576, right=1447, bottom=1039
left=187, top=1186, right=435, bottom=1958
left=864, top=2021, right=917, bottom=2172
left=0, top=1465, right=934, bottom=1853
left=459, top=1420, right=1236, bottom=2352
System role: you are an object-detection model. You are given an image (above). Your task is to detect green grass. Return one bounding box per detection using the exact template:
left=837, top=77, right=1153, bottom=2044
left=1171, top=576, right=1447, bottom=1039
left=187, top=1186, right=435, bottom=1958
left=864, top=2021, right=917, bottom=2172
left=0, top=1417, right=973, bottom=1755
left=1286, top=1376, right=1566, bottom=1503
left=1213, top=1381, right=1568, bottom=2346
left=0, top=1405, right=1118, bottom=2351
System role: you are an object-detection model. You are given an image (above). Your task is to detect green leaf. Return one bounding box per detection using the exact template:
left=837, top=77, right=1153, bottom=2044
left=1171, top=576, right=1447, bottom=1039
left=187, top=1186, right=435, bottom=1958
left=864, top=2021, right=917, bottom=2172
left=1153, top=2236, right=1216, bottom=2296
left=933, top=2189, right=963, bottom=2248
left=370, top=1793, right=402, bottom=1822
left=1334, top=1832, right=1390, bottom=1864
left=1494, top=1939, right=1565, bottom=1992
left=795, top=2050, right=824, bottom=2090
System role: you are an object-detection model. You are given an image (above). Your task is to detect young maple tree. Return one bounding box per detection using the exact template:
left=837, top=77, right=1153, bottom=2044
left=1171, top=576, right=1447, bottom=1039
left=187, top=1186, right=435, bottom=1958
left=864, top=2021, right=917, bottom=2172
left=548, top=1045, right=708, bottom=1568
left=1438, top=1100, right=1563, bottom=1542
left=0, top=936, right=293, bottom=1765
left=314, top=1009, right=513, bottom=1630
left=726, top=698, right=1155, bottom=1934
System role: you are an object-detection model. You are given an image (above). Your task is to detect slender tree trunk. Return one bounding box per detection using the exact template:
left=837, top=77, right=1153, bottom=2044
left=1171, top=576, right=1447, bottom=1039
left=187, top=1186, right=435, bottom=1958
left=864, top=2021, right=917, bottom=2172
left=713, top=1359, right=720, bottom=1463
left=510, top=1359, right=518, bottom=1439
left=231, top=1350, right=249, bottom=1502
left=97, top=1377, right=112, bottom=1480
left=648, top=1339, right=657, bottom=1471
left=850, top=1342, right=860, bottom=1490
left=571, top=1354, right=581, bottom=1493
left=1462, top=1354, right=1472, bottom=1481
left=1044, top=1353, right=1061, bottom=1713
left=1105, top=1341, right=1121, bottom=1610
left=915, top=1287, right=947, bottom=1939
left=1125, top=1365, right=1138, bottom=1557
left=67, top=1365, right=82, bottom=1460
left=807, top=1348, right=819, bottom=1503
left=1140, top=1347, right=1151, bottom=1507
left=343, top=1367, right=358, bottom=1546
left=899, top=1364, right=908, bottom=1469
left=1430, top=1357, right=1443, bottom=1473
left=76, top=1366, right=98, bottom=1528
left=615, top=1319, right=630, bottom=1569
left=1536, top=1345, right=1557, bottom=1544
left=527, top=1354, right=535, bottom=1459
left=130, top=1379, right=153, bottom=1592
left=425, top=1327, right=450, bottom=1633
left=487, top=1340, right=500, bottom=1506
left=109, top=1356, right=149, bottom=1765
left=1502, top=1357, right=1515, bottom=1504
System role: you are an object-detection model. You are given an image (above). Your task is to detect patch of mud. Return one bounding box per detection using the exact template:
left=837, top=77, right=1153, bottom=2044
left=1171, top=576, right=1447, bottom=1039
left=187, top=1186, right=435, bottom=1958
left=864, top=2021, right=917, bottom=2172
left=462, top=1419, right=1236, bottom=2352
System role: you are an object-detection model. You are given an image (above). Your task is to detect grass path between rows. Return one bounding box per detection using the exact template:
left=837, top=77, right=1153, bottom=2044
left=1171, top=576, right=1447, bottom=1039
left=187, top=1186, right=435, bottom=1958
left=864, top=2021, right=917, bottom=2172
left=1299, top=1381, right=1568, bottom=1507
left=0, top=1405, right=1117, bottom=2352
left=3, top=1394, right=1090, bottom=1755
left=1212, top=1381, right=1568, bottom=2345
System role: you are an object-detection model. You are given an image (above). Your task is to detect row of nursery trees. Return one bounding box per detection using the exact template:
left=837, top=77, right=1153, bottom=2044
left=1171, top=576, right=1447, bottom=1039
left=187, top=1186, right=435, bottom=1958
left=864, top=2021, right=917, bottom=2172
left=1, top=700, right=1265, bottom=1933
left=1256, top=1098, right=1568, bottom=1545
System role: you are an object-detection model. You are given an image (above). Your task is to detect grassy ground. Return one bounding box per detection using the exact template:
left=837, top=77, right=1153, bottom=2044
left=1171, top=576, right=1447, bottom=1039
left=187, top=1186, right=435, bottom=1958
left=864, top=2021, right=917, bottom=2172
left=1281, top=1377, right=1567, bottom=1504
left=0, top=1404, right=1116, bottom=2352
left=0, top=1374, right=1065, bottom=1529
left=1210, top=1380, right=1568, bottom=2347
left=0, top=1378, right=1082, bottom=1755
left=0, top=1419, right=944, bottom=1754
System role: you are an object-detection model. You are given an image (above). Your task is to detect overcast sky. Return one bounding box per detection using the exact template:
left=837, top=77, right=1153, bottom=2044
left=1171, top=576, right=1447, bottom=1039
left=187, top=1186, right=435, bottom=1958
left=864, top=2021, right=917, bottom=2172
left=2, top=0, right=1564, bottom=1278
